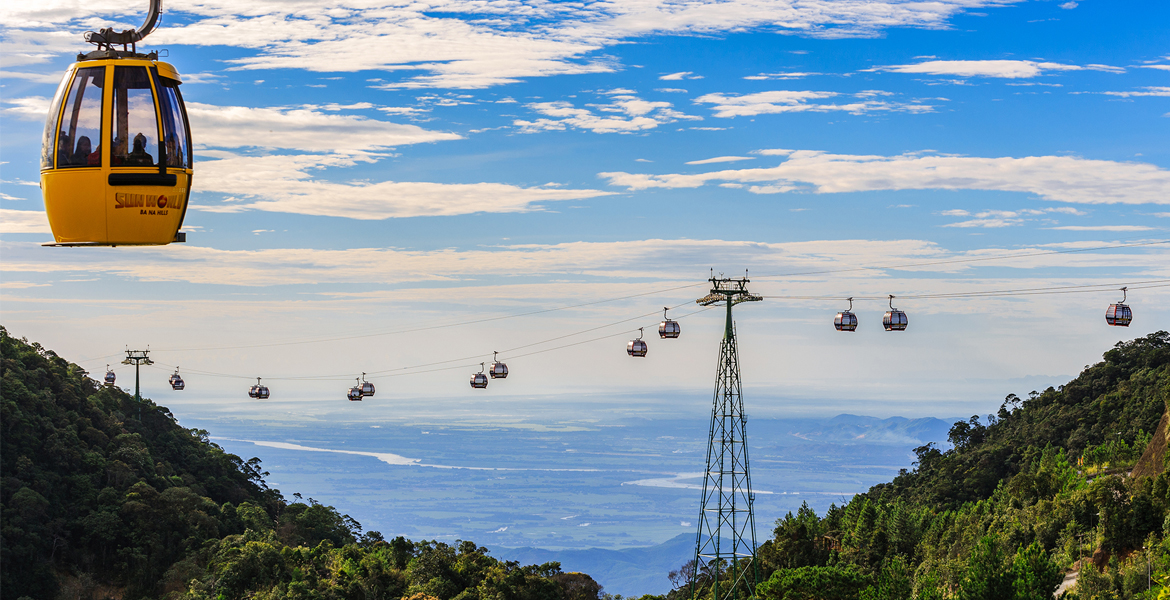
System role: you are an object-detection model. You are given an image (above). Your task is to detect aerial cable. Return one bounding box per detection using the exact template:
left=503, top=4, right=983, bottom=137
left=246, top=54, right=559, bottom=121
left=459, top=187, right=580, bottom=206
left=150, top=281, right=708, bottom=354
left=759, top=279, right=1170, bottom=301
left=142, top=304, right=712, bottom=383
left=76, top=240, right=1168, bottom=363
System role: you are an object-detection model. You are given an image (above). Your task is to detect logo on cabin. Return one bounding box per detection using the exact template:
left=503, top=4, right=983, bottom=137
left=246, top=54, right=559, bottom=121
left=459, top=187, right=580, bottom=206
left=114, top=192, right=183, bottom=214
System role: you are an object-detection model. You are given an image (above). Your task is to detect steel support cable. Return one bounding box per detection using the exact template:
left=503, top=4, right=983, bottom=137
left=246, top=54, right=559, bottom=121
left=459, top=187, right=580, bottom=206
left=79, top=240, right=1168, bottom=363
left=141, top=305, right=712, bottom=383
left=758, top=279, right=1170, bottom=301
left=149, top=281, right=709, bottom=354
left=75, top=240, right=1168, bottom=369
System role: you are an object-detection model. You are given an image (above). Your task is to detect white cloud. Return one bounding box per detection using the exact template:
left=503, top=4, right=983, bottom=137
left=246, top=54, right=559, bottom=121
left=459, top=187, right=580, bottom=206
left=1047, top=225, right=1156, bottom=232
left=1141, top=65, right=1170, bottom=72
left=5, top=236, right=1165, bottom=289
left=599, top=150, right=1170, bottom=205
left=1059, top=1, right=1077, bottom=8
left=940, top=207, right=1089, bottom=227
left=186, top=102, right=461, bottom=152
left=0, top=208, right=52, bottom=234
left=659, top=72, right=701, bottom=81
left=944, top=218, right=1023, bottom=228
left=192, top=152, right=614, bottom=219
left=515, top=93, right=700, bottom=134
left=1, top=95, right=50, bottom=121
left=0, top=70, right=65, bottom=84
left=0, top=280, right=51, bottom=289
left=655, top=88, right=688, bottom=93
left=1099, top=87, right=1170, bottom=98
left=3, top=1, right=1027, bottom=89
left=686, top=156, right=755, bottom=165
left=744, top=72, right=820, bottom=80
left=181, top=72, right=226, bottom=84
left=693, top=90, right=934, bottom=118
left=869, top=59, right=1122, bottom=79
left=151, top=99, right=614, bottom=221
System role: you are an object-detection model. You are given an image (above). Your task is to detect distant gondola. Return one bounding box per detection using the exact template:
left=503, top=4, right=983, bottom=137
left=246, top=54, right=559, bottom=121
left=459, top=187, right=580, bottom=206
left=489, top=351, right=509, bottom=379
left=347, top=378, right=363, bottom=401
left=627, top=327, right=648, bottom=357
left=834, top=298, right=858, bottom=332
left=883, top=295, right=908, bottom=332
left=359, top=372, right=375, bottom=397
left=471, top=363, right=489, bottom=389
left=1106, top=287, right=1132, bottom=327
left=248, top=377, right=270, bottom=399
left=659, top=307, right=681, bottom=339
left=168, top=367, right=184, bottom=390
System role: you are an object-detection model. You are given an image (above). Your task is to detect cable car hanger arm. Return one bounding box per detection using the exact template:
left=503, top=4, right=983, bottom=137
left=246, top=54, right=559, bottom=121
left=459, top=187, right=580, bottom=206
left=83, top=0, right=163, bottom=48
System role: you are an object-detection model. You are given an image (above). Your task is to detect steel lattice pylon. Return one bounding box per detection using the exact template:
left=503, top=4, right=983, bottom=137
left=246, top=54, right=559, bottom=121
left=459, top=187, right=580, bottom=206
left=691, top=275, right=761, bottom=600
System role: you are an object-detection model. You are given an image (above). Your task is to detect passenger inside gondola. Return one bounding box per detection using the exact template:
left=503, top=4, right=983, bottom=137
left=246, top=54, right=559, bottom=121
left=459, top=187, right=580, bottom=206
left=71, top=136, right=92, bottom=166
left=165, top=132, right=183, bottom=167
left=125, top=133, right=153, bottom=166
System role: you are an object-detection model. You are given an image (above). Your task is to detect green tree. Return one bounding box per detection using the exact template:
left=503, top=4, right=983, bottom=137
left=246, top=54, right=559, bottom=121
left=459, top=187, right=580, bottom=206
left=1010, top=542, right=1063, bottom=600
left=755, top=565, right=868, bottom=600
left=958, top=536, right=1012, bottom=600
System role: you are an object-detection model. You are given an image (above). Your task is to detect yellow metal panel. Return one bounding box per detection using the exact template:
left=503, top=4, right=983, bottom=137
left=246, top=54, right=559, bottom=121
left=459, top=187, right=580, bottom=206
left=155, top=61, right=181, bottom=83
left=43, top=169, right=108, bottom=243
left=105, top=172, right=188, bottom=245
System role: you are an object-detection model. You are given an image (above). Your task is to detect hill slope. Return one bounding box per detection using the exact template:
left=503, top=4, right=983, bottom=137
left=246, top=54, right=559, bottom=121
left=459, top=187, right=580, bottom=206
left=0, top=328, right=626, bottom=600
left=692, top=331, right=1170, bottom=599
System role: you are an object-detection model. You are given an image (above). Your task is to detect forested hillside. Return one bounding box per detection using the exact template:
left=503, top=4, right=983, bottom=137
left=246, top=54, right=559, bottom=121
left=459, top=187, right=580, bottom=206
left=0, top=328, right=624, bottom=599
left=678, top=331, right=1170, bottom=599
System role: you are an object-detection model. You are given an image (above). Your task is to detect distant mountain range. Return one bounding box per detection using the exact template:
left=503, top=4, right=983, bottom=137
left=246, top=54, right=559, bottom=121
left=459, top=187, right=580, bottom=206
left=784, top=413, right=956, bottom=446
left=491, top=532, right=695, bottom=597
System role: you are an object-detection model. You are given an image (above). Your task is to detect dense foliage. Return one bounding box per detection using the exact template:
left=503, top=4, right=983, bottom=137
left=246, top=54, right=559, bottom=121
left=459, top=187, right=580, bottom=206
left=0, top=328, right=626, bottom=600
left=681, top=331, right=1170, bottom=599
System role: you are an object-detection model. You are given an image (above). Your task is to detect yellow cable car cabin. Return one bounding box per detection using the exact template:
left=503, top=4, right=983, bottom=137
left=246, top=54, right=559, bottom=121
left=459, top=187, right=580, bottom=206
left=40, top=0, right=191, bottom=246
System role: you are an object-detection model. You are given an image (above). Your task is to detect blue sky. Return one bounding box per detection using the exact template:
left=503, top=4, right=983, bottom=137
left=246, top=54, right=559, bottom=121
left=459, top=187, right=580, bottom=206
left=1, top=0, right=1168, bottom=418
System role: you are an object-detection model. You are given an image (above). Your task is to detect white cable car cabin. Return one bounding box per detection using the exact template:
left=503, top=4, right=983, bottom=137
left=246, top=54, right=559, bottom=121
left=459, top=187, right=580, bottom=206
left=359, top=373, right=375, bottom=397
left=104, top=365, right=116, bottom=386
left=883, top=295, right=908, bottom=331
left=168, top=368, right=184, bottom=390
left=834, top=298, right=858, bottom=332
left=659, top=307, right=680, bottom=339
left=471, top=363, right=489, bottom=389
left=1106, top=287, right=1133, bottom=327
left=248, top=377, right=270, bottom=399
left=627, top=327, right=648, bottom=357
left=347, top=379, right=363, bottom=401
left=489, top=351, right=509, bottom=379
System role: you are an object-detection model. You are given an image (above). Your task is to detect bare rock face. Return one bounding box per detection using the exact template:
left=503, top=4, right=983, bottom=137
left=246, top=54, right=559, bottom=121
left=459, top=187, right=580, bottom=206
left=1131, top=408, right=1169, bottom=480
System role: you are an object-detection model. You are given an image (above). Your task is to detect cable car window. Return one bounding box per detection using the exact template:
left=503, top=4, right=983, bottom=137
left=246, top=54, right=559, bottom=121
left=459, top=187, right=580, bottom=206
left=155, top=76, right=190, bottom=169
left=41, top=69, right=75, bottom=169
left=56, top=67, right=105, bottom=168
left=111, top=66, right=159, bottom=168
